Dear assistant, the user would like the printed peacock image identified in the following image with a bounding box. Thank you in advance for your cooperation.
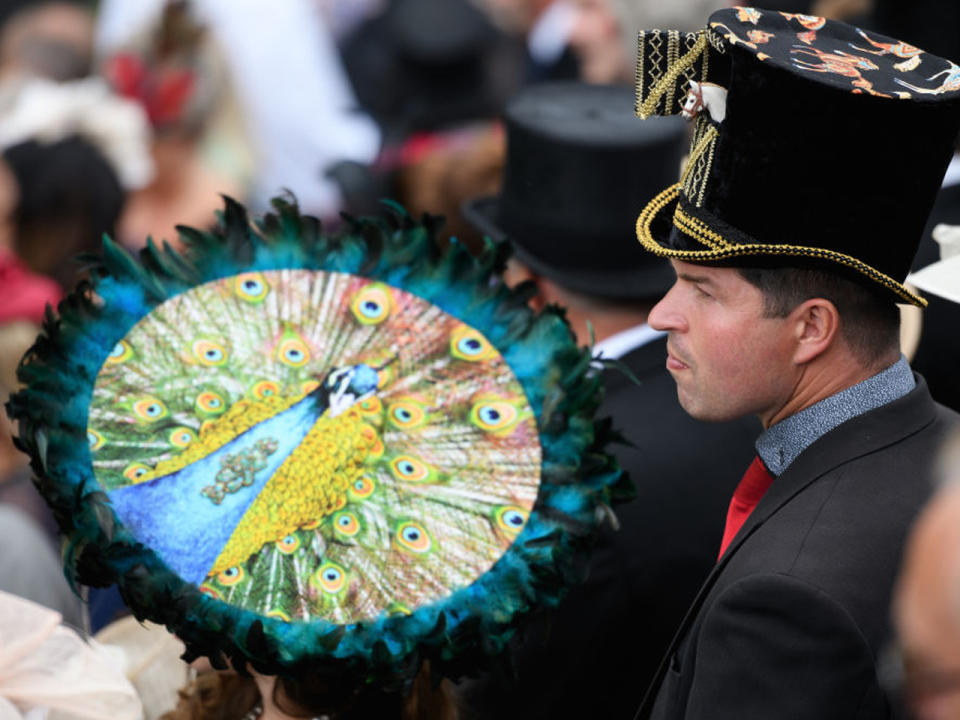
[7,197,628,680]
[92,269,541,623]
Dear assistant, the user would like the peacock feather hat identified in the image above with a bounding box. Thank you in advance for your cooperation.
[634,7,960,307]
[6,197,628,686]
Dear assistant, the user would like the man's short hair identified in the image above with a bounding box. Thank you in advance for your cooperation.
[737,266,900,366]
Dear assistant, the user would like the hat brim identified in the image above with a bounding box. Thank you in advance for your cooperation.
[636,183,928,308]
[463,195,676,302]
[907,255,960,305]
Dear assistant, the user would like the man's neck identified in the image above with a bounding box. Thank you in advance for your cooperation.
[756,355,915,476]
[762,350,902,429]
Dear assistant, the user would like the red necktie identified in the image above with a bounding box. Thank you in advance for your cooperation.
[718,455,774,560]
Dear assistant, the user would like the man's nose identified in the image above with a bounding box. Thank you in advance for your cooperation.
[648,284,682,332]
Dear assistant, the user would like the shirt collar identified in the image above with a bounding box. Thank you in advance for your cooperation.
[592,323,666,361]
[756,356,915,476]
[942,153,960,188]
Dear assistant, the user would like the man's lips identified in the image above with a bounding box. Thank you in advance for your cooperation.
[666,345,690,370]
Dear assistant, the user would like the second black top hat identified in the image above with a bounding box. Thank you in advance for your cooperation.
[464,82,687,301]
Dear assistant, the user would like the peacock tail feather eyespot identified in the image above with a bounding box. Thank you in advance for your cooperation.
[198,584,221,600]
[217,566,245,586]
[192,339,229,367]
[388,454,434,483]
[314,561,347,594]
[123,462,152,483]
[395,520,432,554]
[251,380,280,400]
[195,391,227,417]
[468,395,522,436]
[276,534,301,554]
[357,396,383,417]
[275,327,311,368]
[450,324,497,362]
[168,427,197,449]
[234,272,269,303]
[494,506,530,535]
[332,511,360,537]
[386,397,429,430]
[87,429,105,451]
[300,380,320,395]
[132,396,169,422]
[348,474,376,500]
[106,340,134,364]
[350,283,395,325]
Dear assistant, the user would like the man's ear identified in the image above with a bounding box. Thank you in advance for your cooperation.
[790,297,840,365]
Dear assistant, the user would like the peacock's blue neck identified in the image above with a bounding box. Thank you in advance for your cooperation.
[107,362,380,584]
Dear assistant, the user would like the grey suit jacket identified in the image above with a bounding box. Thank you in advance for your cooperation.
[639,375,958,720]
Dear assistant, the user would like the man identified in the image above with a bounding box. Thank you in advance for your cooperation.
[895,432,960,720]
[630,8,960,719]
[459,82,759,719]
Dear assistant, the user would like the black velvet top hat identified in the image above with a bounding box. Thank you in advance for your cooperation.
[634,7,960,306]
[464,82,686,301]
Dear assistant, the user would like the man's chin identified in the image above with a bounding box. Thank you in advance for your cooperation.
[676,386,731,423]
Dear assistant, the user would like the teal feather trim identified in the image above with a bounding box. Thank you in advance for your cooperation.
[6,196,630,686]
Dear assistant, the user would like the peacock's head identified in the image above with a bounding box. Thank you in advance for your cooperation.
[323,363,380,418]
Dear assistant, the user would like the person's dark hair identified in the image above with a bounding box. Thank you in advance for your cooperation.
[274,662,457,720]
[4,135,124,290]
[736,266,900,366]
[161,662,457,720]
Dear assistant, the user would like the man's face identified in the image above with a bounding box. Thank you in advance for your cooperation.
[647,260,797,424]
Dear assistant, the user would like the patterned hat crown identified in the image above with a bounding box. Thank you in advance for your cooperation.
[635,7,960,306]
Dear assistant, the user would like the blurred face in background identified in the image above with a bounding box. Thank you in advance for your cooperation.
[568,0,630,84]
[0,2,94,81]
[475,0,554,33]
[895,483,960,720]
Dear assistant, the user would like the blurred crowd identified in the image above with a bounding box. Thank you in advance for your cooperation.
[0,1,959,719]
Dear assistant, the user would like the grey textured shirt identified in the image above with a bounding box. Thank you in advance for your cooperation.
[756,356,916,476]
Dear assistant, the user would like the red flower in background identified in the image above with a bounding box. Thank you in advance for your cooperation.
[104,52,195,129]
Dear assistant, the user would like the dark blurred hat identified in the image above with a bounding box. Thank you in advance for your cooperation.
[463,82,687,301]
[634,7,960,307]
[341,0,512,142]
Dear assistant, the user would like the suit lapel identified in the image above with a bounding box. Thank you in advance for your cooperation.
[724,375,936,562]
[635,377,937,719]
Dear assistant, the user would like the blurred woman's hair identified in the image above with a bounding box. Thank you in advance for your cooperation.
[160,672,259,720]
[160,662,458,720]
[5,135,124,290]
[103,1,233,141]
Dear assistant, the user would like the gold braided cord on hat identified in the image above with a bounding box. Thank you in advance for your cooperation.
[635,31,709,119]
[635,183,928,307]
[679,122,719,213]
